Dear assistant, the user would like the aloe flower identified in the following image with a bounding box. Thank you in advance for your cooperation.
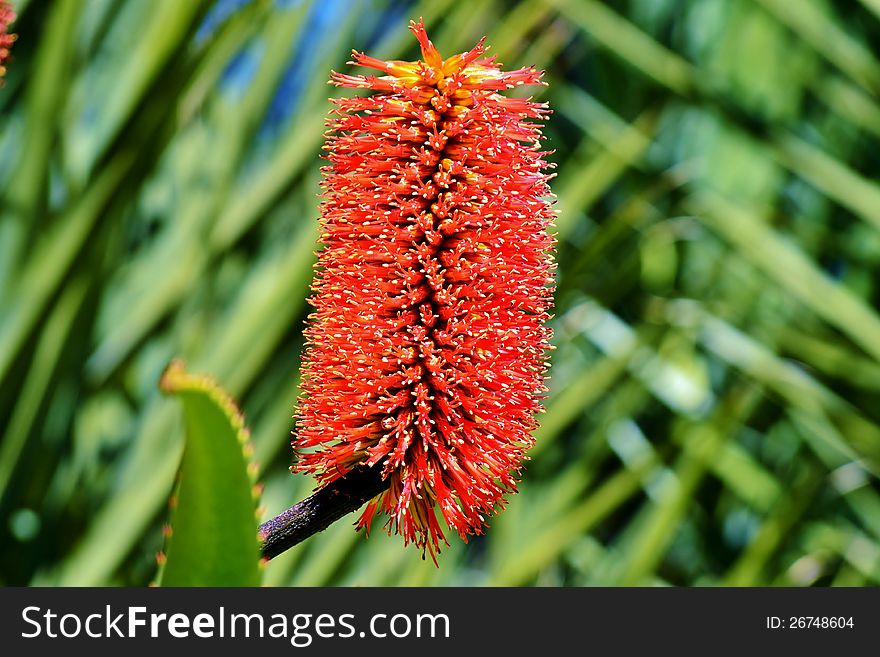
[0,1,15,84]
[294,19,555,560]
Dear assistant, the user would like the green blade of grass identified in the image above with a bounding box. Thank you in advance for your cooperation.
[158,361,262,586]
[687,191,880,365]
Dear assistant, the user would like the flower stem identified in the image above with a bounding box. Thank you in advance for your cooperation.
[258,465,389,560]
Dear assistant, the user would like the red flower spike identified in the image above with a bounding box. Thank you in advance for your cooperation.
[294,18,555,562]
[0,1,16,85]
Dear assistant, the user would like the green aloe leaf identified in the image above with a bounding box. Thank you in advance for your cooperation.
[157,360,262,586]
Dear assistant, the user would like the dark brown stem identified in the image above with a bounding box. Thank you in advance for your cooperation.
[258,465,389,560]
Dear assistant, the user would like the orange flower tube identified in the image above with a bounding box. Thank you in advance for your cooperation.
[0,1,16,85]
[294,19,555,561]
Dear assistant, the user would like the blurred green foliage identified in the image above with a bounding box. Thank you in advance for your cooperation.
[2,0,880,587]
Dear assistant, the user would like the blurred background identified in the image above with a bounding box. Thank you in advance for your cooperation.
[2,0,880,586]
